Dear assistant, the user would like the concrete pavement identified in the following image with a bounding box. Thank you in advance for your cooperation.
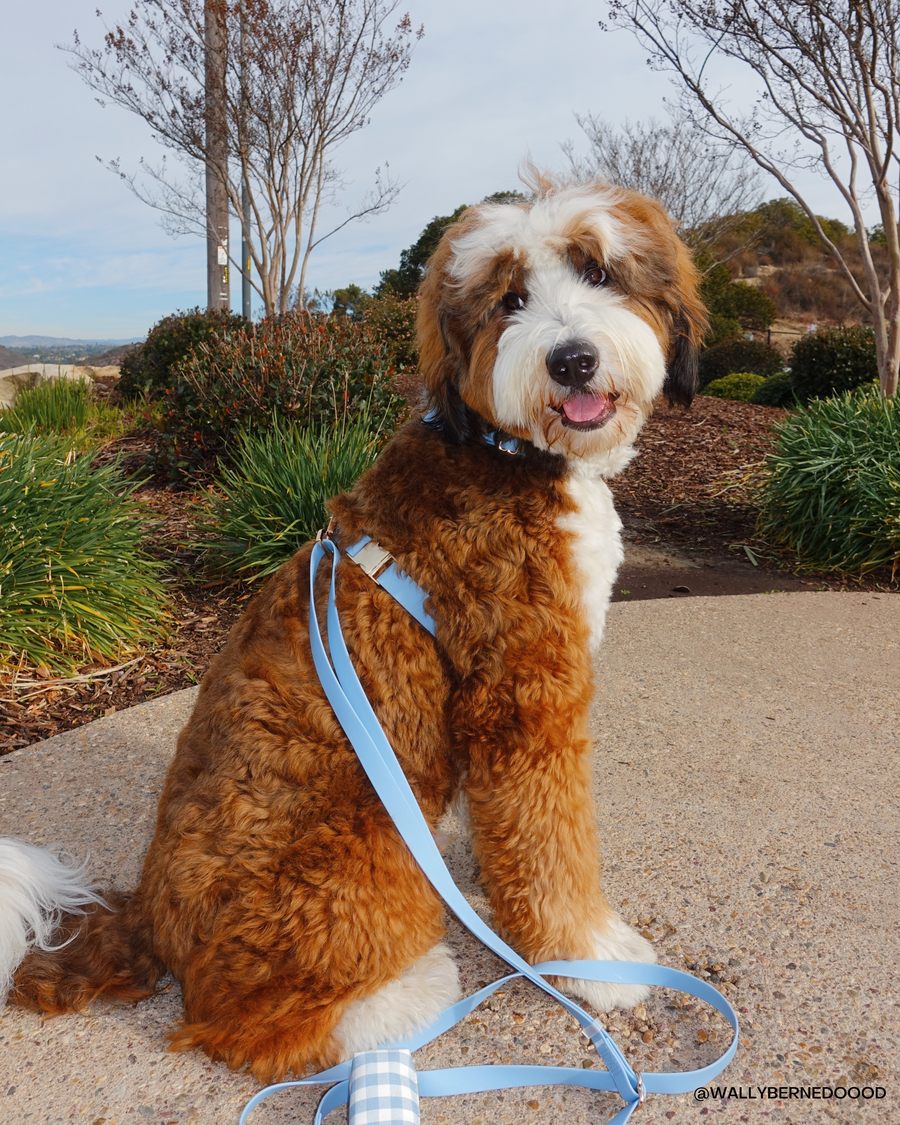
[1,592,898,1125]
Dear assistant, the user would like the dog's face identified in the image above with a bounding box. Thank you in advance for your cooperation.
[418,179,707,468]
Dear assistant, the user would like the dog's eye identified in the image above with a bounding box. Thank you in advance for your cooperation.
[583,264,608,287]
[501,291,527,313]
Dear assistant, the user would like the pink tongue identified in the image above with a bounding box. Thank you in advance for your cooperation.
[562,394,611,423]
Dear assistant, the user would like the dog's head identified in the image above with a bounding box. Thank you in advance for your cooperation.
[417,175,707,471]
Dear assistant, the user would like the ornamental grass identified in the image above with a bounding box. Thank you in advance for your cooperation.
[204,415,381,581]
[757,386,900,576]
[0,433,168,672]
[0,377,124,444]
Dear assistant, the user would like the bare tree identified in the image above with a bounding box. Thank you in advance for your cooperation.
[562,107,763,258]
[606,0,900,397]
[66,0,422,316]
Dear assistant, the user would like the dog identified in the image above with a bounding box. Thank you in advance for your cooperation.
[2,173,705,1084]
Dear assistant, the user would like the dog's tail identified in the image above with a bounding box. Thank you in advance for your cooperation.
[1,837,162,1013]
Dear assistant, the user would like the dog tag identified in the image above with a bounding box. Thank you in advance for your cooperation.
[348,1050,420,1124]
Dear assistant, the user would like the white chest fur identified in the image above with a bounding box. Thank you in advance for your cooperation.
[556,468,624,652]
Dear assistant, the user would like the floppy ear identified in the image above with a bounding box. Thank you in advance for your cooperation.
[664,307,705,407]
[416,224,479,443]
[663,248,708,407]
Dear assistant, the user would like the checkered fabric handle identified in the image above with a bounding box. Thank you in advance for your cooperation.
[348,1049,420,1125]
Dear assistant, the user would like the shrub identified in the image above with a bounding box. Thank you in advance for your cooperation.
[704,313,743,347]
[758,387,900,574]
[0,378,123,442]
[789,324,878,402]
[363,293,418,369]
[699,262,778,345]
[697,339,785,387]
[118,307,246,401]
[0,433,168,672]
[204,416,381,580]
[750,371,795,407]
[703,372,767,401]
[157,313,407,477]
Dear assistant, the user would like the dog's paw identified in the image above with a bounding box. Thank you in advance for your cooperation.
[557,913,657,1013]
[332,943,461,1058]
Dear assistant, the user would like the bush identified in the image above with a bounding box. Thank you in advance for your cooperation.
[204,416,381,580]
[0,378,123,443]
[750,371,795,407]
[703,372,767,401]
[789,324,878,403]
[0,433,168,672]
[758,386,900,574]
[363,293,418,370]
[157,313,407,477]
[698,339,785,387]
[699,262,778,345]
[704,313,743,347]
[118,307,246,401]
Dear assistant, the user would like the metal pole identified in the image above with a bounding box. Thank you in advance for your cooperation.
[242,179,252,320]
[240,2,251,320]
[205,0,230,311]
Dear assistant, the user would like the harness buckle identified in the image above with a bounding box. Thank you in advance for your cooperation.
[349,539,394,580]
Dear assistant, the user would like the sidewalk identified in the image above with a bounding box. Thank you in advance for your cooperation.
[1,592,898,1124]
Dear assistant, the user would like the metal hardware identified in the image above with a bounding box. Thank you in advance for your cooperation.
[316,517,336,543]
[349,540,394,580]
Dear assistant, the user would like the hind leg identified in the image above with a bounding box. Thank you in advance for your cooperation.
[156,820,458,1082]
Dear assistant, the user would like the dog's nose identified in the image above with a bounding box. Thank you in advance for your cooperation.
[546,340,599,388]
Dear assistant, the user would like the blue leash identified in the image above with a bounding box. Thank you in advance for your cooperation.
[238,537,739,1123]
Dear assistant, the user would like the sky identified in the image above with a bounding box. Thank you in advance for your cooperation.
[0,0,859,342]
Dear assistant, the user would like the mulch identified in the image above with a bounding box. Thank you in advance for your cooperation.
[1,395,896,754]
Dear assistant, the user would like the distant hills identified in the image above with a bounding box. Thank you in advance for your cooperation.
[0,335,141,348]
[0,344,30,369]
[0,335,144,368]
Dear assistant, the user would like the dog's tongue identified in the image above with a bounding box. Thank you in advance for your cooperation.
[562,394,613,424]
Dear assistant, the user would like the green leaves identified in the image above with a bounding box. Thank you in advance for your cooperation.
[203,416,381,580]
[789,324,878,402]
[0,433,168,672]
[703,372,767,402]
[155,313,406,478]
[758,387,900,574]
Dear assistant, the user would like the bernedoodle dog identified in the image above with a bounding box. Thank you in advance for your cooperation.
[1,174,705,1083]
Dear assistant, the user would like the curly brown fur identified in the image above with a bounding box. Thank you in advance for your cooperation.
[8,178,704,1082]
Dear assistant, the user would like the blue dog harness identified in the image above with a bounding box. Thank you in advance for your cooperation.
[238,534,738,1124]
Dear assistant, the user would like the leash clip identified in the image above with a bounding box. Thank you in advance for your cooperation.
[316,517,337,544]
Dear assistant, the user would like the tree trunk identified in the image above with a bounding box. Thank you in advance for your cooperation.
[205,1,230,312]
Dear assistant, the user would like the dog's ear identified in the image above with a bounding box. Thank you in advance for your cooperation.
[416,222,479,443]
[663,250,708,408]
[664,306,705,407]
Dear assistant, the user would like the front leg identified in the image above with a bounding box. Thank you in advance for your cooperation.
[460,690,655,1012]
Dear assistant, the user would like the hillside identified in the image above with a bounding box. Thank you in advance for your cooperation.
[0,344,30,369]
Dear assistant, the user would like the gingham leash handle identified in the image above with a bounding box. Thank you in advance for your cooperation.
[237,539,738,1124]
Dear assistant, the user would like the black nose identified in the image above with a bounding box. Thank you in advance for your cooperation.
[546,340,599,388]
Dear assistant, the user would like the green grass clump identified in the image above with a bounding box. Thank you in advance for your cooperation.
[0,433,168,672]
[703,372,767,402]
[205,417,381,580]
[758,386,900,574]
[0,378,124,444]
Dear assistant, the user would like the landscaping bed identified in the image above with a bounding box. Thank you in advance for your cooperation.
[2,393,897,755]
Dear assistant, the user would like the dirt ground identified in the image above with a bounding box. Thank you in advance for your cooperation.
[1,394,895,753]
